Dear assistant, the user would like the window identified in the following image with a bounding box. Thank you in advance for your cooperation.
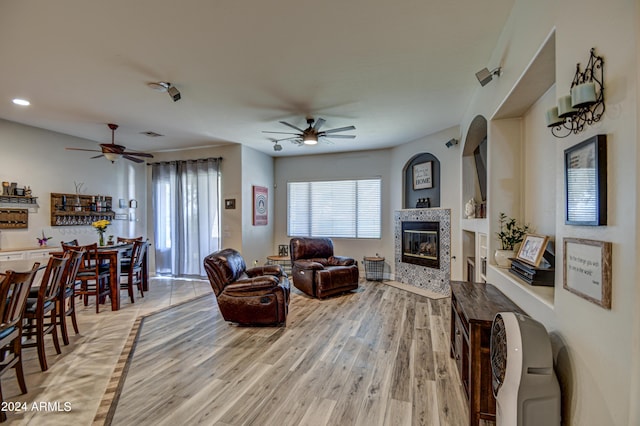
[288,178,381,238]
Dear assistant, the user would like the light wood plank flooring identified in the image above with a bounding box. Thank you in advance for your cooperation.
[110,281,469,426]
[1,277,212,425]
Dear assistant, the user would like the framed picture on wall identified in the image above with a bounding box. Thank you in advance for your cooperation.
[253,186,268,226]
[413,161,433,189]
[564,134,607,225]
[563,237,612,309]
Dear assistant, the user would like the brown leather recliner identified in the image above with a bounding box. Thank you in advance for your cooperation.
[290,237,359,299]
[203,248,290,325]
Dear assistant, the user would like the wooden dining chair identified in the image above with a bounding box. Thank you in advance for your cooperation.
[23,255,68,371]
[63,242,110,313]
[0,264,40,422]
[116,236,143,244]
[120,240,148,303]
[58,248,84,345]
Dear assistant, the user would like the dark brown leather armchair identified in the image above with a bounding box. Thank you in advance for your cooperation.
[203,248,290,325]
[290,237,359,298]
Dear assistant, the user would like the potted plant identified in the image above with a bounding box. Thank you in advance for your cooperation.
[495,212,530,268]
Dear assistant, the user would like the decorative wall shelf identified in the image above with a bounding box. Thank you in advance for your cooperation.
[0,195,39,210]
[0,208,28,229]
[50,193,114,227]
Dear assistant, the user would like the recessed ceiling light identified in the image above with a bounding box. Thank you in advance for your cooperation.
[12,98,30,106]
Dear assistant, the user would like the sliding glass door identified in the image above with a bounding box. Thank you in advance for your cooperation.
[152,158,221,277]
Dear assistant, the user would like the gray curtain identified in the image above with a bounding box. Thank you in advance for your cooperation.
[151,158,220,277]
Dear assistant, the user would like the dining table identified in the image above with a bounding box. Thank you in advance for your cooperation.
[50,243,147,311]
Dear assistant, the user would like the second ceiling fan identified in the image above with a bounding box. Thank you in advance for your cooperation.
[263,117,356,148]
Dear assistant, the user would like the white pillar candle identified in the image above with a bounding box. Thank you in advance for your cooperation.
[571,82,597,108]
[558,95,578,117]
[546,106,563,127]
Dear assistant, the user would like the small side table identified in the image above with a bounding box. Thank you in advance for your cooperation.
[266,255,291,275]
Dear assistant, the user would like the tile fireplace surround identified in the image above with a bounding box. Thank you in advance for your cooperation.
[394,208,451,296]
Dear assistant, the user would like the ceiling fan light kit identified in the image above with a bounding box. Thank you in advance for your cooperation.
[303,134,318,145]
[263,117,355,151]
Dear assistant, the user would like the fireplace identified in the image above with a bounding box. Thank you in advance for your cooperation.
[401,221,440,269]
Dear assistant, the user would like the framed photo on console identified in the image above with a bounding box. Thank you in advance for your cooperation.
[515,234,549,267]
[564,134,607,225]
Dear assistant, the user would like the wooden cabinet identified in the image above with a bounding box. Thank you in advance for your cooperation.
[50,193,114,226]
[450,281,524,425]
[0,247,57,261]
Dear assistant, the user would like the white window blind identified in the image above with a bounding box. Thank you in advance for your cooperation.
[288,178,381,239]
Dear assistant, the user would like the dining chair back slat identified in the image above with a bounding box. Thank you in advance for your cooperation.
[23,255,68,371]
[58,248,85,344]
[0,263,40,422]
[121,240,148,303]
[62,242,110,313]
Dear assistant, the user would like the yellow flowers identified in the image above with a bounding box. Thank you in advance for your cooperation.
[92,219,110,231]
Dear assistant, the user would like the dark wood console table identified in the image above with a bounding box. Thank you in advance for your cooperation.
[450,280,524,425]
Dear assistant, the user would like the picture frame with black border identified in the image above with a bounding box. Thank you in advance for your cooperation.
[564,134,607,225]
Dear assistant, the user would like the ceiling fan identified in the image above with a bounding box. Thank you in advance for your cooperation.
[263,117,356,148]
[65,123,154,163]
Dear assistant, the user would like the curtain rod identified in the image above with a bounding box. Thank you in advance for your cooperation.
[147,156,223,166]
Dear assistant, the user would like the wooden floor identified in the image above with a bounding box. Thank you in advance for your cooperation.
[110,281,470,426]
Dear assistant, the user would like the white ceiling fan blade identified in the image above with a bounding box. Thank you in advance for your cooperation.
[322,134,356,139]
[279,121,305,132]
[313,118,326,131]
[323,125,356,134]
[263,131,300,135]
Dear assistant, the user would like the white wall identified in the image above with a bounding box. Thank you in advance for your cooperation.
[274,149,392,274]
[0,119,146,250]
[240,144,275,266]
[461,0,639,424]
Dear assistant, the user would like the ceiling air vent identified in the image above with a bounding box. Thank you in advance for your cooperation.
[140,131,163,137]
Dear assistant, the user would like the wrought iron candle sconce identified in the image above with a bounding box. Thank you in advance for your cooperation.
[546,48,605,138]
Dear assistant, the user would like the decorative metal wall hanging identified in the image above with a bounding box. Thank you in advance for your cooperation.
[546,48,605,138]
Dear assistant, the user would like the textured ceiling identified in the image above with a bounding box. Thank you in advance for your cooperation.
[0,0,514,157]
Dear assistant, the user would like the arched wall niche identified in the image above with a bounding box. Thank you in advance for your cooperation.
[402,153,441,209]
[462,115,488,208]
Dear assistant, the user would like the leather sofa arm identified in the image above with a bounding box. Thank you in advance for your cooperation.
[293,259,325,270]
[224,275,280,294]
[247,264,284,277]
[329,256,356,266]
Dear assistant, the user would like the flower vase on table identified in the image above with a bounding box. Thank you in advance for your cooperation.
[92,219,110,247]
